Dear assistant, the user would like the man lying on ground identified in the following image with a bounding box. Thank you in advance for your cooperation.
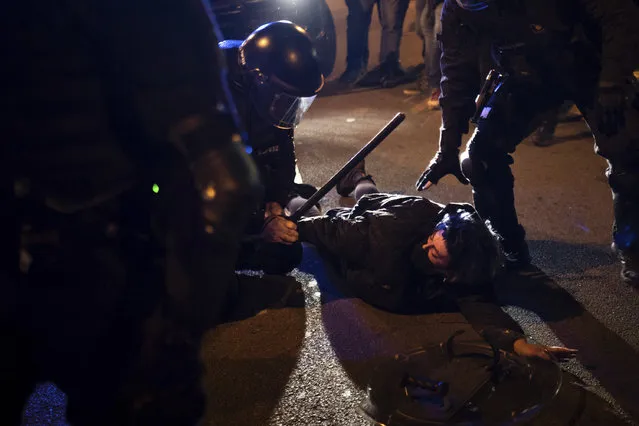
[297,162,577,360]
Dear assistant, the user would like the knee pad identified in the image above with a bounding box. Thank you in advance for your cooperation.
[287,196,321,218]
[460,152,488,185]
[460,154,475,182]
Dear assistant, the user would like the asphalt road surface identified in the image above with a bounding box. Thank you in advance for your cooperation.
[22,1,639,425]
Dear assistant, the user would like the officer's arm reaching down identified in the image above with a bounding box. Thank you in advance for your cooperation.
[416,0,481,191]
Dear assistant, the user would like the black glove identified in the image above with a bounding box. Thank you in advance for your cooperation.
[191,143,262,240]
[596,84,627,137]
[416,150,468,190]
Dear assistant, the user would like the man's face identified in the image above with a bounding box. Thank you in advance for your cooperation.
[422,230,450,270]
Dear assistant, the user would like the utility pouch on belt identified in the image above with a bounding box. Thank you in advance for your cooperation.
[472,70,507,124]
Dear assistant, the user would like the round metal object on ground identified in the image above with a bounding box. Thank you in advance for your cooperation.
[360,333,562,425]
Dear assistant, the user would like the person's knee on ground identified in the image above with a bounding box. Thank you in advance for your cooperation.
[287,196,321,218]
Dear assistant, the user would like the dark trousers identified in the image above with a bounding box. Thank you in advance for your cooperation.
[345,0,410,70]
[415,0,444,87]
[461,67,639,256]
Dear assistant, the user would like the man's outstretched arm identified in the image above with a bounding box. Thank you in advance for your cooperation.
[453,287,577,360]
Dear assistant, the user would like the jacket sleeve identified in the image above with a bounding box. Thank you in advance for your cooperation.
[449,284,525,352]
[266,129,297,207]
[439,0,483,140]
[297,214,369,262]
[577,0,639,84]
[344,269,406,312]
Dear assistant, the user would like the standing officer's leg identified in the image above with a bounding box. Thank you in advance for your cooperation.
[576,79,639,286]
[379,0,411,66]
[461,78,563,266]
[341,0,377,82]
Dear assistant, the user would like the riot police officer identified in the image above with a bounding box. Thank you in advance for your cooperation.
[219,20,325,274]
[2,0,260,424]
[415,0,639,286]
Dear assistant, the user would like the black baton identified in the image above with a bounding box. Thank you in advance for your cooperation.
[289,112,406,222]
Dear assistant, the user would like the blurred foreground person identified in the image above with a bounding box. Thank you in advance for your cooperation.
[416,0,639,286]
[2,0,260,424]
[219,21,324,275]
[300,167,577,359]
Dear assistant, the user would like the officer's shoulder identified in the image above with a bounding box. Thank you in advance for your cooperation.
[218,40,243,76]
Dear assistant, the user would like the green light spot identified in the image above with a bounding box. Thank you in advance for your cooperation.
[152,183,160,194]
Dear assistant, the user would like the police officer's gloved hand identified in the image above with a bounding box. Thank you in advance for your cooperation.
[596,83,627,137]
[191,143,263,240]
[416,129,469,191]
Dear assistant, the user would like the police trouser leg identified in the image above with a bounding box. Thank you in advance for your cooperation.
[461,76,562,257]
[462,134,526,253]
[577,82,639,262]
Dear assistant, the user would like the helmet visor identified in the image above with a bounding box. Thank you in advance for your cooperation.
[249,75,317,129]
[270,92,316,129]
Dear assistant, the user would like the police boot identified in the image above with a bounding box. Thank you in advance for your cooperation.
[621,254,639,287]
[503,240,531,269]
[531,121,557,147]
[501,226,531,270]
[336,160,375,197]
[338,66,367,85]
[613,243,639,288]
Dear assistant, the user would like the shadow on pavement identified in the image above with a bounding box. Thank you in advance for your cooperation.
[224,274,306,322]
[528,240,617,275]
[21,274,307,426]
[198,274,307,426]
[302,248,632,425]
[299,249,478,388]
[495,262,639,421]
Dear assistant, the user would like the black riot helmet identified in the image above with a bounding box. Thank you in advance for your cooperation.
[239,20,324,129]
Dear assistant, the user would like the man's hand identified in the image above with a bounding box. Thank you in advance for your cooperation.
[261,216,299,244]
[596,84,627,137]
[513,338,578,361]
[264,201,284,218]
[416,150,468,191]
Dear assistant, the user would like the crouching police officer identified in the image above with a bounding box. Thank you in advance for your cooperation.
[2,0,260,424]
[219,21,325,275]
[416,0,639,286]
